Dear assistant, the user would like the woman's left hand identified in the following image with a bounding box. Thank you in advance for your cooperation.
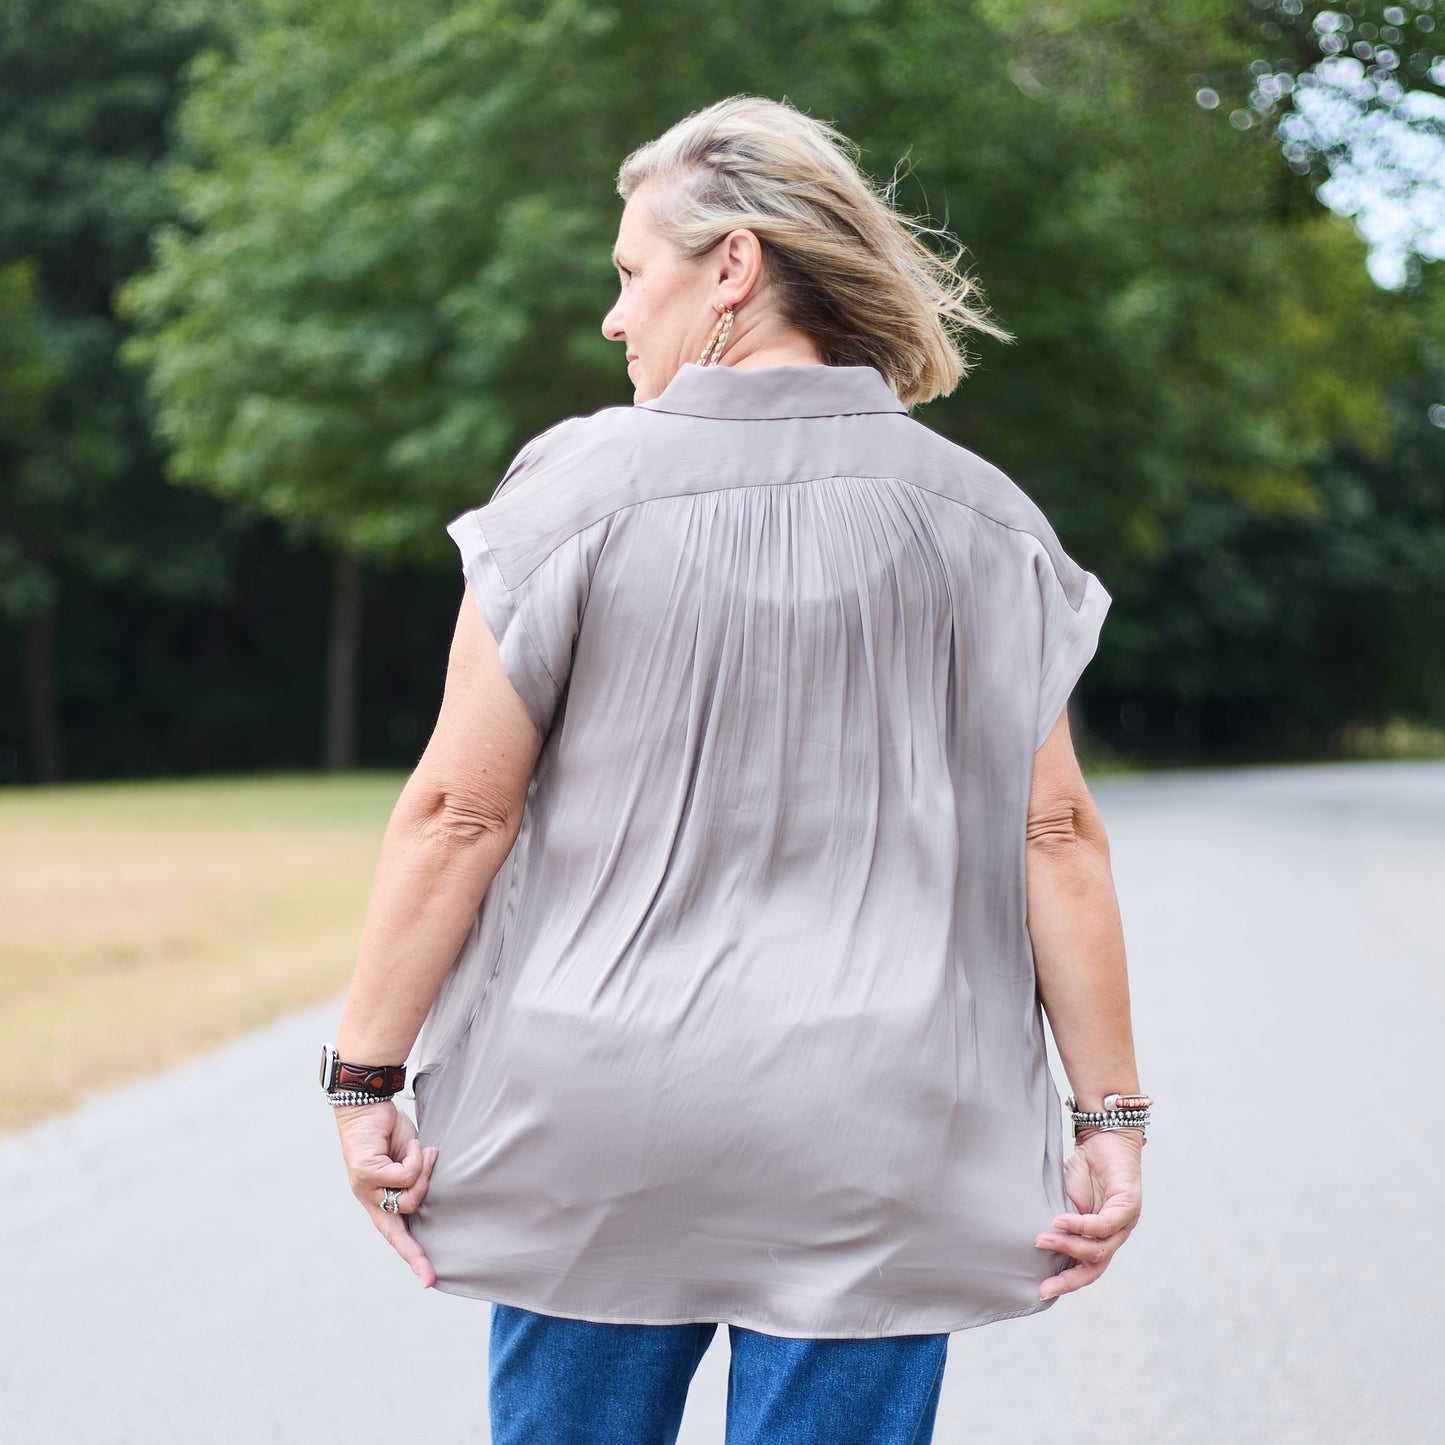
[1034,1128,1143,1300]
[333,1100,440,1287]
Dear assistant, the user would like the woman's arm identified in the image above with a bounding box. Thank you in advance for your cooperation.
[336,589,541,1062]
[331,587,542,1285]
[1025,706,1143,1300]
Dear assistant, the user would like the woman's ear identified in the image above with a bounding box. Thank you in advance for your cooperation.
[717,227,765,308]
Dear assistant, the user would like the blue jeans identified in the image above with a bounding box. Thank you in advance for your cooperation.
[488,1304,948,1445]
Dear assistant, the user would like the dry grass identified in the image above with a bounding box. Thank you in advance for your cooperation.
[0,772,404,1136]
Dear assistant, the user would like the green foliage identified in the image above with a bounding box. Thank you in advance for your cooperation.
[10,0,1441,772]
[123,0,1412,579]
[0,256,67,618]
[120,0,627,562]
[0,242,129,621]
[0,0,235,619]
[946,2,1405,548]
[0,260,60,433]
[1248,2,1445,288]
[1108,259,1445,731]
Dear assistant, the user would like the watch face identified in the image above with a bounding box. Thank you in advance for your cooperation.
[319,1044,336,1090]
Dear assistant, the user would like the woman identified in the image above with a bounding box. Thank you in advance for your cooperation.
[326,96,1146,1444]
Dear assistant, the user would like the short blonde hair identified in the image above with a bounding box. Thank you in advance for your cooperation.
[617,96,1011,407]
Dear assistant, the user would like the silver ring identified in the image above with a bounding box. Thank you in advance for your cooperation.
[381,1187,402,1215]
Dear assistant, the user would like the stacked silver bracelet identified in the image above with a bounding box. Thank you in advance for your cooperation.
[323,1089,397,1108]
[1066,1092,1153,1141]
[1071,1107,1150,1129]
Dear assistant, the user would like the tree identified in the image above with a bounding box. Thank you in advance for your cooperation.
[0,258,70,779]
[0,0,228,781]
[962,1,1444,751]
[119,0,627,766]
[1251,1,1445,289]
[120,0,1437,760]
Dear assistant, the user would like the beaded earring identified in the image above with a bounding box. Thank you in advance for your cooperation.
[697,304,735,367]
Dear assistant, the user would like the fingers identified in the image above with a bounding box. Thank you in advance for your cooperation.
[1035,1224,1123,1300]
[1038,1253,1108,1300]
[1037,1225,1118,1267]
[1035,1133,1144,1301]
[369,1204,437,1288]
[346,1134,428,1203]
[334,1114,442,1288]
[364,1145,440,1288]
[335,1103,420,1190]
[1051,1201,1138,1239]
[375,1145,439,1216]
[1035,1196,1139,1300]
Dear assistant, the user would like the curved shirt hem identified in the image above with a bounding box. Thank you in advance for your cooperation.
[417,364,1105,1342]
[421,1277,1058,1340]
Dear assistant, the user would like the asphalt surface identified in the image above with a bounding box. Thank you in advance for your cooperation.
[3,761,1442,1443]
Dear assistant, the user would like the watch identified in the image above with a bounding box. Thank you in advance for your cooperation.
[319,1043,407,1099]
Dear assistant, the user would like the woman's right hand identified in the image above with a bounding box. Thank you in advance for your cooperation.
[1034,1128,1143,1300]
[333,1100,440,1287]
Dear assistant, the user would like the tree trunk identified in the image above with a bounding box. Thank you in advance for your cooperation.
[322,551,362,771]
[22,606,64,783]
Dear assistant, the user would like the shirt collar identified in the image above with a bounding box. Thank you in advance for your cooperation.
[639,363,908,421]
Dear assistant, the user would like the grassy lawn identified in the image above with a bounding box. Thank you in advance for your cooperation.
[0,773,404,1136]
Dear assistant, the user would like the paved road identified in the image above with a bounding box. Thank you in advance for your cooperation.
[3,762,1442,1443]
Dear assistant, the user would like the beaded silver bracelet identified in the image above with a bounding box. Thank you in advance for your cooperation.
[1066,1093,1153,1141]
[1072,1110,1150,1130]
[324,1089,398,1108]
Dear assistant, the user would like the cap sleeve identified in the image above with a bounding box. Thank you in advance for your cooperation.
[447,424,605,735]
[1033,545,1111,751]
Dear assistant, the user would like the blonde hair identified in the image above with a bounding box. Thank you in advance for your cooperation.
[616,96,1011,407]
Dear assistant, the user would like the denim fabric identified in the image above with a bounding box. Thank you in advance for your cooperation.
[488,1304,948,1445]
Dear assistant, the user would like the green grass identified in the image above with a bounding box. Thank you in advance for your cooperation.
[0,770,406,827]
[0,773,404,1136]
[1337,719,1445,761]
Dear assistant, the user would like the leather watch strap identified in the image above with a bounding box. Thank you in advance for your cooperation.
[320,1044,406,1098]
[333,1060,406,1096]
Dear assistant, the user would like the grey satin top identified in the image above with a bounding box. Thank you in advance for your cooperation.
[409,362,1110,1338]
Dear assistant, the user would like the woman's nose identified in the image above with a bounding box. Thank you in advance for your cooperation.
[601,302,624,341]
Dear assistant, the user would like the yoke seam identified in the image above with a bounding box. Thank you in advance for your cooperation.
[502,469,1080,607]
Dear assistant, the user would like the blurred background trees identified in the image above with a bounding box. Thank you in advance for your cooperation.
[3,0,1442,780]
[0,0,265,781]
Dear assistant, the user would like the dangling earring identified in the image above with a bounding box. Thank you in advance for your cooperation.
[697,304,735,367]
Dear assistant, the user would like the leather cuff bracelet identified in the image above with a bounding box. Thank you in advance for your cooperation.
[319,1044,406,1099]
